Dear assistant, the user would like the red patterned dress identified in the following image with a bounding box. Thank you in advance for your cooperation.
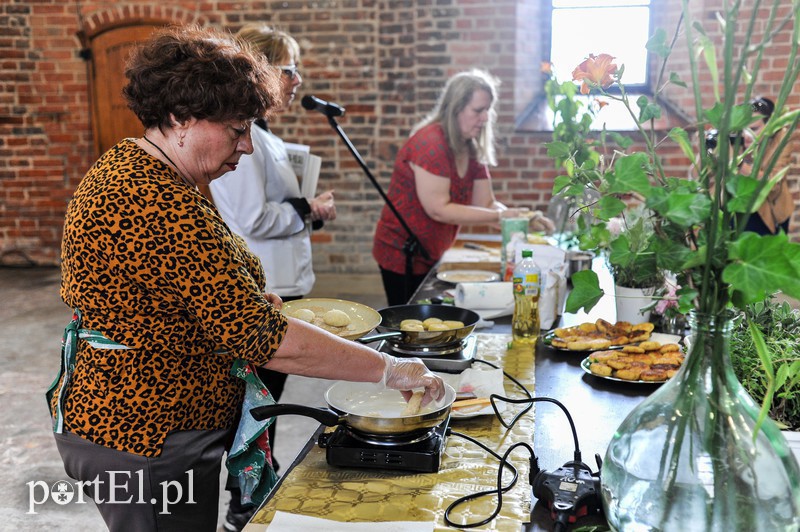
[372,123,489,276]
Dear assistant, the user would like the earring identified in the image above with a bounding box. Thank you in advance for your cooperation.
[178,135,185,148]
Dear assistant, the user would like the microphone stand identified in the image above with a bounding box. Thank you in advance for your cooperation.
[324,114,429,303]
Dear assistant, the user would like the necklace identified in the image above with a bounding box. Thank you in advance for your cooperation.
[142,135,191,185]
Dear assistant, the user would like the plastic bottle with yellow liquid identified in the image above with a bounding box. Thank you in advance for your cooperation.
[512,249,542,345]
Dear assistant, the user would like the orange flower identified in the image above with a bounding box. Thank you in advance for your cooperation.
[540,61,553,75]
[572,53,618,95]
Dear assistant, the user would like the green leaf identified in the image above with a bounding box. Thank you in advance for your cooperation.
[668,127,694,161]
[636,95,662,123]
[607,131,634,150]
[609,234,635,268]
[564,270,604,314]
[725,232,800,305]
[697,35,719,100]
[655,239,695,272]
[545,141,572,159]
[595,195,627,220]
[646,28,671,57]
[725,175,760,213]
[730,103,754,131]
[607,153,652,195]
[748,319,775,437]
[668,71,687,88]
[553,175,572,195]
[705,102,725,128]
[663,192,712,226]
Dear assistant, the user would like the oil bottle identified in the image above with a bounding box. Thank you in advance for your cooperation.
[512,249,542,345]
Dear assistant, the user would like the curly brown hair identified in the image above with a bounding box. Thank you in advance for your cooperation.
[123,24,281,130]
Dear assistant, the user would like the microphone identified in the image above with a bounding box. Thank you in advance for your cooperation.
[301,95,345,118]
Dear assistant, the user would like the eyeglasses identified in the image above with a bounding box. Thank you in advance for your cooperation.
[276,64,300,79]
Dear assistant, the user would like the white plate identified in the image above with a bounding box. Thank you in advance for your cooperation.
[436,270,500,284]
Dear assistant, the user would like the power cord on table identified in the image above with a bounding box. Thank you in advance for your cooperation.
[444,360,603,530]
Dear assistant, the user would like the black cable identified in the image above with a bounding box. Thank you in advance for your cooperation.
[472,358,583,463]
[444,430,534,529]
[442,365,594,529]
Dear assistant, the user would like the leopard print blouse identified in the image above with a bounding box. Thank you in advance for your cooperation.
[52,139,288,457]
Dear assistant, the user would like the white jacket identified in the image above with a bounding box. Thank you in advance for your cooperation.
[210,125,314,297]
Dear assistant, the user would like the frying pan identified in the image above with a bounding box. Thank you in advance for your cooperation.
[250,381,456,436]
[357,304,480,349]
[281,298,382,341]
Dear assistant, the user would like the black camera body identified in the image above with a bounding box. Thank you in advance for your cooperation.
[532,460,603,525]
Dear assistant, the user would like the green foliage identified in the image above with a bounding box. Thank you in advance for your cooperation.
[556,2,800,319]
[730,298,800,430]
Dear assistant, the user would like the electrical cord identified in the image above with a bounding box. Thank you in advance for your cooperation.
[443,361,601,529]
[443,430,533,528]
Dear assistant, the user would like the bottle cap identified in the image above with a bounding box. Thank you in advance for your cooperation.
[522,250,532,258]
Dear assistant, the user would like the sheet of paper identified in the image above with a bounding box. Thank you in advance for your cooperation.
[258,511,435,531]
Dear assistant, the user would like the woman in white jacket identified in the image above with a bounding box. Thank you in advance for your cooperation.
[209,24,336,532]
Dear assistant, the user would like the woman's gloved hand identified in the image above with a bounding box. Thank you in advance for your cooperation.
[380,353,446,406]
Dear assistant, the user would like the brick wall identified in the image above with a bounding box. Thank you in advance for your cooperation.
[1,0,798,272]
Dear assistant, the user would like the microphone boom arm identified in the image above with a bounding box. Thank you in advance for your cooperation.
[324,114,430,299]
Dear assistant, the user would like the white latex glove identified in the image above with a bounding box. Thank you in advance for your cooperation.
[379,353,446,406]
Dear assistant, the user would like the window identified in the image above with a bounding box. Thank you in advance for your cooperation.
[549,0,653,91]
[518,0,656,131]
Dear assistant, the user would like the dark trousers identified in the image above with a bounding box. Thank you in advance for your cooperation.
[744,213,790,235]
[54,429,229,532]
[379,267,428,306]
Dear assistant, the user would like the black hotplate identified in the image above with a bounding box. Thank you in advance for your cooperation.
[317,416,450,473]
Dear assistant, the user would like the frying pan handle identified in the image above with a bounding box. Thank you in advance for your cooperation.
[250,404,342,426]
[355,331,403,344]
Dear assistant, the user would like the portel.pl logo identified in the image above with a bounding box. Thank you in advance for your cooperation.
[27,470,195,515]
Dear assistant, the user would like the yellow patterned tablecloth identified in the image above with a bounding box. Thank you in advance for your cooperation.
[247,334,536,531]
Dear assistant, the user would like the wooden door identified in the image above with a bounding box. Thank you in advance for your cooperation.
[86,24,164,157]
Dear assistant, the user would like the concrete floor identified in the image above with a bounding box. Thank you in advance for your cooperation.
[0,266,387,531]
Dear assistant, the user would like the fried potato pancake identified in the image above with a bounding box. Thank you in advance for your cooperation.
[587,347,685,382]
[551,319,654,350]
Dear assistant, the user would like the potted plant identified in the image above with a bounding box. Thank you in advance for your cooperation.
[602,205,664,323]
[549,2,800,529]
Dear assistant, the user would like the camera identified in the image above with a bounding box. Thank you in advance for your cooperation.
[705,129,743,151]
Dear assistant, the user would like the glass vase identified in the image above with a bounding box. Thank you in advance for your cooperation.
[601,310,800,531]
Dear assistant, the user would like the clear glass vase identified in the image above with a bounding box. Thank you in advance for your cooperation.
[601,310,800,531]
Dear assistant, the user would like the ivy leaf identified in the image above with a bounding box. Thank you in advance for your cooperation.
[663,192,712,226]
[646,28,671,57]
[553,175,572,195]
[669,71,687,88]
[730,103,754,131]
[565,269,604,314]
[608,234,635,268]
[725,174,760,213]
[545,141,572,159]
[607,131,634,149]
[725,232,800,305]
[705,102,725,128]
[607,153,652,195]
[595,195,627,220]
[636,95,662,123]
[654,238,695,272]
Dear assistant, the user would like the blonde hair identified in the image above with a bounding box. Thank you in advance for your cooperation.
[235,23,300,65]
[412,69,499,165]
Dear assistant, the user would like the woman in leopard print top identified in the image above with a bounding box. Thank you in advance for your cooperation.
[50,25,444,532]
